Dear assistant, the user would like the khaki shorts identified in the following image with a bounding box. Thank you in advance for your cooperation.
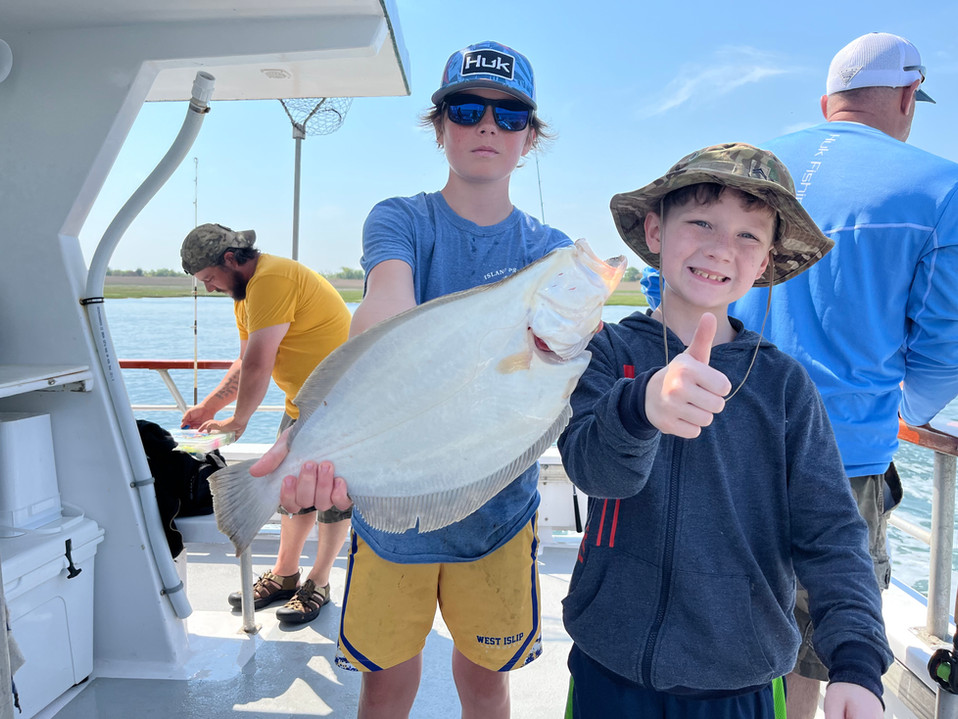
[277,413,351,523]
[335,515,542,673]
[793,464,902,680]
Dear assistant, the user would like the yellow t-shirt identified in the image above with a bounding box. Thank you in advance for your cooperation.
[234,254,350,417]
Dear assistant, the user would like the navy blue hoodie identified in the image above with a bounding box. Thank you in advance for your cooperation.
[558,311,891,699]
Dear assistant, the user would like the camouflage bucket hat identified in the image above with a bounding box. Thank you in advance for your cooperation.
[180,223,256,274]
[609,143,834,286]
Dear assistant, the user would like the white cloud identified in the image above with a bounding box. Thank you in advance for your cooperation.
[638,46,791,118]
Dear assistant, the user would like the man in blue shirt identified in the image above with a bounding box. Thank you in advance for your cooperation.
[741,33,958,717]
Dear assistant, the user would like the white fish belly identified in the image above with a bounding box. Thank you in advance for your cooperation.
[281,270,585,529]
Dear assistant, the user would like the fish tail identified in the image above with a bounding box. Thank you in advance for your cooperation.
[208,459,280,557]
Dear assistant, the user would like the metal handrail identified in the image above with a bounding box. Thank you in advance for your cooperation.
[118,359,284,414]
[894,417,958,641]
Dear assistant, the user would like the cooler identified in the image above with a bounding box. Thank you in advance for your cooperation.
[0,509,104,719]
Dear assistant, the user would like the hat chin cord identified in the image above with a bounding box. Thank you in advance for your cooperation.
[725,278,771,401]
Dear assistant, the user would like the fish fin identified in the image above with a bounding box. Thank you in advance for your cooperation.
[208,459,281,556]
[352,404,574,534]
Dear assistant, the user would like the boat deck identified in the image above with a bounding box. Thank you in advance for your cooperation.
[35,441,945,718]
[39,522,946,718]
[44,534,581,719]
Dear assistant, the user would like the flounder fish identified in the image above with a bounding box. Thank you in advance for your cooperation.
[210,239,626,555]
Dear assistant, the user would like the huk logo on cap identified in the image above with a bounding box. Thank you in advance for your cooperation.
[461,49,515,81]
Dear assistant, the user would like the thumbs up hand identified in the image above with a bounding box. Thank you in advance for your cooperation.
[645,313,732,439]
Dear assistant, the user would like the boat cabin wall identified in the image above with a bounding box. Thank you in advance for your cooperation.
[0,25,203,678]
[0,4,413,684]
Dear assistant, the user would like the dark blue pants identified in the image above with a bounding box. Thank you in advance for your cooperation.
[567,645,777,718]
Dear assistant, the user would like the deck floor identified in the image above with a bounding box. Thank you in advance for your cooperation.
[43,518,935,718]
[46,536,580,719]
[50,526,944,717]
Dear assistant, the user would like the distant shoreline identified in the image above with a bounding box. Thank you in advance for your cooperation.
[103,275,648,307]
[103,275,365,302]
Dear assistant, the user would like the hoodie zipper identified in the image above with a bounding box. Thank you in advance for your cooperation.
[641,436,684,687]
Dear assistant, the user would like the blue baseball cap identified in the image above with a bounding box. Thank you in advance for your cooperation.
[431,41,537,109]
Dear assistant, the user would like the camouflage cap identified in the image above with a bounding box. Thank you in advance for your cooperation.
[180,223,256,274]
[609,143,834,286]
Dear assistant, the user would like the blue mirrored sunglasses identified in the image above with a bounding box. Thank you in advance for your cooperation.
[444,93,532,132]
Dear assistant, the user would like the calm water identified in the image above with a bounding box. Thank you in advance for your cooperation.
[106,296,958,595]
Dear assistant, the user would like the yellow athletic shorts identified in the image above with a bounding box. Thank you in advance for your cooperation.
[335,515,542,673]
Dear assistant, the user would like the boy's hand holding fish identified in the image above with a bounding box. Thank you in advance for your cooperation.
[280,461,350,515]
[644,312,731,439]
[251,433,350,514]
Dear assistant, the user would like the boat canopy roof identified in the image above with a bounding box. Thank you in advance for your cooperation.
[0,0,410,101]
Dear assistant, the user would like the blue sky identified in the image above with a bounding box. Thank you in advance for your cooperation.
[77,0,958,276]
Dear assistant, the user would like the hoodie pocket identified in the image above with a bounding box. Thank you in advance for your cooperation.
[652,568,792,692]
[562,547,662,684]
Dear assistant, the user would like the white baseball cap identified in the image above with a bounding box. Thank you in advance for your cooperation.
[826,32,934,103]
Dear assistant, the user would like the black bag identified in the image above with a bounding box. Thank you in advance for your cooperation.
[136,419,226,556]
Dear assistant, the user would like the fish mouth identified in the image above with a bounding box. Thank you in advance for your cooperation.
[531,331,564,364]
[531,322,602,363]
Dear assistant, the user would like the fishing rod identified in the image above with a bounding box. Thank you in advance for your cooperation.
[192,156,199,406]
[535,152,546,223]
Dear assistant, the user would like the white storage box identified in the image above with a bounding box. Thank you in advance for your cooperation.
[0,509,104,719]
[0,412,62,536]
[536,448,588,542]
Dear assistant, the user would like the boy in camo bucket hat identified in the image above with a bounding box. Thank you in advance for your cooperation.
[557,143,889,717]
[610,142,833,286]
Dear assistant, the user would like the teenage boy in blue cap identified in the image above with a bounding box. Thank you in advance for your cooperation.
[251,41,571,718]
[559,144,892,718]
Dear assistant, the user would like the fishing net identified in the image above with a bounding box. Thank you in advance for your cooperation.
[279,97,353,138]
[277,97,354,260]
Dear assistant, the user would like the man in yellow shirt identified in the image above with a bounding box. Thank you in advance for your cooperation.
[180,223,351,624]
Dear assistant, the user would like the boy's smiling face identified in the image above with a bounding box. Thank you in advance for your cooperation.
[645,188,774,328]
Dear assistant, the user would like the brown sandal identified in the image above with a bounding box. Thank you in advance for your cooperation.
[275,579,330,624]
[227,569,300,610]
